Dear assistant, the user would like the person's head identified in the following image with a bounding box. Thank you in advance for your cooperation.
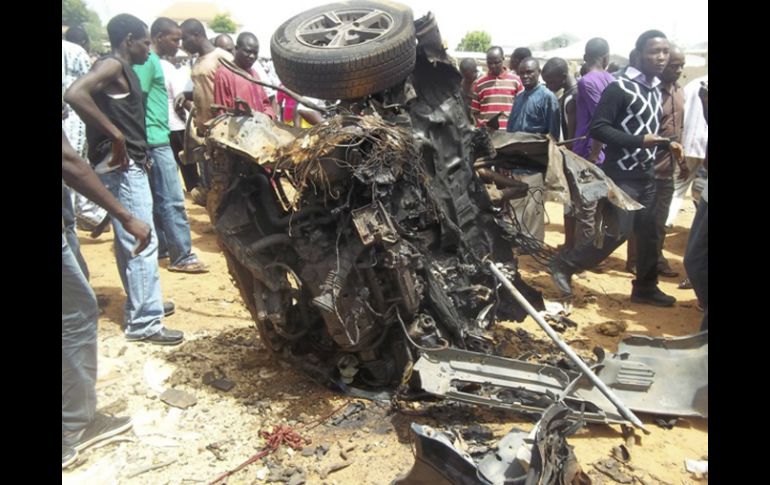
[660,44,685,84]
[510,47,532,73]
[541,57,569,92]
[459,58,478,82]
[635,29,669,77]
[627,49,640,69]
[234,32,259,70]
[151,17,181,58]
[486,46,505,77]
[65,25,90,52]
[579,62,589,76]
[107,14,151,65]
[584,37,609,68]
[606,61,621,73]
[214,33,235,54]
[180,19,208,55]
[518,57,540,90]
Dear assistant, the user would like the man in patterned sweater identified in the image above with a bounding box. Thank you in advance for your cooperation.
[471,46,523,130]
[548,30,684,307]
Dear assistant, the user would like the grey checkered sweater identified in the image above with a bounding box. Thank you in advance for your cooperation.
[589,75,662,180]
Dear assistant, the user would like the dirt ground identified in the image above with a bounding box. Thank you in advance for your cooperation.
[62,194,707,485]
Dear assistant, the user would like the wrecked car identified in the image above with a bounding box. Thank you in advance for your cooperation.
[200,1,642,394]
[202,1,546,390]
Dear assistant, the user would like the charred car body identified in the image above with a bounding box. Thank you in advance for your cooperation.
[202,1,548,390]
[200,1,649,396]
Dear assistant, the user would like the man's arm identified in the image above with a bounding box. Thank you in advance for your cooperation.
[564,97,577,143]
[64,58,130,168]
[212,67,231,116]
[589,83,668,149]
[62,130,151,254]
[547,94,561,140]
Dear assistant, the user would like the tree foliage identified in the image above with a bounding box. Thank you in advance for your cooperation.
[62,0,105,53]
[210,14,236,34]
[456,31,492,53]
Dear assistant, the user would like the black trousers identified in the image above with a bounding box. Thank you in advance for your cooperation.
[559,176,660,290]
[627,178,674,271]
[684,199,708,330]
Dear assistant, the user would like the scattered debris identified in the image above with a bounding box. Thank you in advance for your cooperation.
[203,371,236,392]
[320,461,353,479]
[593,458,633,483]
[597,321,628,337]
[330,402,365,426]
[655,417,680,430]
[685,459,708,475]
[159,389,197,409]
[611,444,631,463]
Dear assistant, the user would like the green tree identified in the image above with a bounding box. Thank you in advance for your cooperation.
[456,31,492,53]
[209,14,236,34]
[62,0,105,52]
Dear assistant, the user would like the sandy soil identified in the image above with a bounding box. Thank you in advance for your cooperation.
[62,195,707,485]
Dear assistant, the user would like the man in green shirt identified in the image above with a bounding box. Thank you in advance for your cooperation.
[133,18,208,273]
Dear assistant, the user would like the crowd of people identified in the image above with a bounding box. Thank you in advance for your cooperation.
[62,13,707,470]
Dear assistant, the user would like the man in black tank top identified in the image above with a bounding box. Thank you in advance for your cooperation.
[64,14,184,347]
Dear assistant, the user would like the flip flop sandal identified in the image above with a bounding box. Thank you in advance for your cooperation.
[168,260,209,274]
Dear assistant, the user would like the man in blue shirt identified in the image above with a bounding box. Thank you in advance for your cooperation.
[505,57,560,243]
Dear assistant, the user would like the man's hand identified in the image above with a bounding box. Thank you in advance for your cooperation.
[642,134,670,148]
[110,136,130,170]
[123,217,152,255]
[174,93,187,112]
[669,141,684,163]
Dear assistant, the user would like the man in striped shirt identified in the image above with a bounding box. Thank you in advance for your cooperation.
[471,46,523,130]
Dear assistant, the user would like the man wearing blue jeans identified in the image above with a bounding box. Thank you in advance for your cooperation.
[134,18,208,273]
[62,129,150,468]
[64,14,184,345]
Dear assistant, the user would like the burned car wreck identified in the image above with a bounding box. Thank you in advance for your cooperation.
[202,2,552,390]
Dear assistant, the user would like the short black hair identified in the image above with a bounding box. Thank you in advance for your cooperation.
[487,46,504,57]
[584,37,609,61]
[459,58,477,71]
[180,18,206,36]
[519,57,539,70]
[542,57,568,76]
[512,47,532,60]
[151,17,179,39]
[635,30,667,53]
[64,25,89,46]
[107,14,148,48]
[236,32,258,48]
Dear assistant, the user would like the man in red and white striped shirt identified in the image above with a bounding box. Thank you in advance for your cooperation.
[471,46,524,130]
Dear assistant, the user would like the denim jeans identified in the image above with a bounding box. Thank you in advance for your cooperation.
[98,162,164,339]
[148,144,197,267]
[62,234,97,435]
[62,182,88,279]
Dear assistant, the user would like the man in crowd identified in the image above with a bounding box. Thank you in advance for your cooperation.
[626,45,688,277]
[64,13,184,345]
[213,32,275,118]
[505,57,560,243]
[134,16,209,273]
[548,30,684,307]
[62,130,149,468]
[471,46,523,130]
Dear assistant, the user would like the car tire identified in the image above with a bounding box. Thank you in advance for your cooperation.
[270,0,416,100]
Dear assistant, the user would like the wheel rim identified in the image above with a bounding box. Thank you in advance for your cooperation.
[295,8,394,48]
